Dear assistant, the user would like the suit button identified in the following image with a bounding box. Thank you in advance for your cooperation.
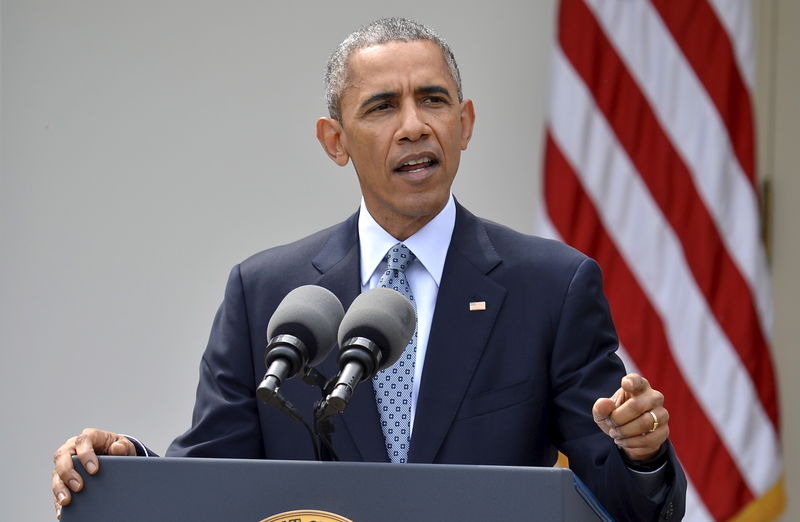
[663,502,674,520]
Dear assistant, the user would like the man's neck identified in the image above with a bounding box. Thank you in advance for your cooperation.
[357,194,456,290]
[364,205,447,241]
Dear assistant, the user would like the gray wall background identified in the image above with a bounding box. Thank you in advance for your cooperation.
[1,1,797,521]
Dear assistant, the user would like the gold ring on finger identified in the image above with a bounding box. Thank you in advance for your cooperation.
[648,410,659,433]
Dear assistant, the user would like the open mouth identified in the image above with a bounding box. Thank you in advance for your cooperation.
[395,156,438,174]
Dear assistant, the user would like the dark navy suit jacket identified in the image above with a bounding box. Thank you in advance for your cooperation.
[165,203,686,521]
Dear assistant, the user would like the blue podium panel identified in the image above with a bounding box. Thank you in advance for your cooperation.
[62,456,607,521]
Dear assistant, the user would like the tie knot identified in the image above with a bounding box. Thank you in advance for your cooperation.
[385,242,415,272]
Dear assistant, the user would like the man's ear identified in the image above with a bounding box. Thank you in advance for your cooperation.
[459,99,476,150]
[316,117,350,166]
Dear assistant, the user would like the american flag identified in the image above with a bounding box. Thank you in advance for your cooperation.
[539,0,784,519]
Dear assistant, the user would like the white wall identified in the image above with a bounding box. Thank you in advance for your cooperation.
[1,2,797,521]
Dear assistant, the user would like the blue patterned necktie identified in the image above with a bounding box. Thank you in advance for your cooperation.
[373,242,418,463]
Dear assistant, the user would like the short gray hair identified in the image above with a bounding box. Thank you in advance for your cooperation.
[324,17,463,122]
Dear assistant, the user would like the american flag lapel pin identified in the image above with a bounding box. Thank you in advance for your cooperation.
[469,301,486,311]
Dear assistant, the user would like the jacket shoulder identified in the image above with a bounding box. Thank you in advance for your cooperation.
[476,216,591,276]
[237,213,357,287]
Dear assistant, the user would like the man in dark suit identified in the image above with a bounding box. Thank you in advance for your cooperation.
[53,17,686,521]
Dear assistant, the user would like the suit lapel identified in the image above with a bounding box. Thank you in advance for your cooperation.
[306,205,507,464]
[409,204,506,463]
[311,212,389,462]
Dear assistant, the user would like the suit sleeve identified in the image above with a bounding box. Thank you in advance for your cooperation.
[165,264,266,458]
[549,258,687,522]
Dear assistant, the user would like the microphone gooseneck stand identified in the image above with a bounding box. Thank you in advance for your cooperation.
[257,365,342,462]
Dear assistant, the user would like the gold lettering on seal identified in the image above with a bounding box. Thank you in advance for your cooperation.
[260,509,354,522]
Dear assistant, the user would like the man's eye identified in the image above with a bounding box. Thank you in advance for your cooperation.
[370,103,392,112]
[424,96,446,104]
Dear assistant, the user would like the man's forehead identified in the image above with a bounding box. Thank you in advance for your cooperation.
[354,41,447,72]
[345,41,454,94]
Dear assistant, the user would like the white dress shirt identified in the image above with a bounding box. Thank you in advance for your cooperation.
[358,194,456,434]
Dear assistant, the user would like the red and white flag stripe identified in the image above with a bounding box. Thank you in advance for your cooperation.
[540,1,784,520]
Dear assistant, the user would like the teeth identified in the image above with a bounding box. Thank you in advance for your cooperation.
[403,157,432,166]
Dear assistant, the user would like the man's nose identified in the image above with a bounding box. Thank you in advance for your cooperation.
[397,103,430,142]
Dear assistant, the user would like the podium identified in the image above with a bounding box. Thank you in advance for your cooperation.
[62,456,612,521]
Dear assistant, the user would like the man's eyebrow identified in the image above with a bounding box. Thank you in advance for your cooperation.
[359,91,398,111]
[417,85,452,98]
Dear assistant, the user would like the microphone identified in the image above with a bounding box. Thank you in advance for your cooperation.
[323,287,416,415]
[256,285,344,404]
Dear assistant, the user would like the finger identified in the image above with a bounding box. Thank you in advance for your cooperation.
[611,406,669,440]
[592,397,617,435]
[53,437,84,494]
[108,437,136,456]
[615,424,670,461]
[611,387,628,408]
[593,397,616,421]
[610,388,664,427]
[74,429,108,476]
[52,470,71,510]
[621,373,650,396]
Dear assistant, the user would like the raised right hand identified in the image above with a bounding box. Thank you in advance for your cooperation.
[51,428,136,519]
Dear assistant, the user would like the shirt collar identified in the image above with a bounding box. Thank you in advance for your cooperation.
[358,194,456,287]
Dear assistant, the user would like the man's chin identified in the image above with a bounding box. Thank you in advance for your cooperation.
[396,194,450,220]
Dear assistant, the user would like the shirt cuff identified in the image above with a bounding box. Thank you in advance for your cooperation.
[620,443,669,472]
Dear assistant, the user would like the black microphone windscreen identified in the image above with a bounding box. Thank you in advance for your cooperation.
[337,288,416,368]
[266,285,345,366]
